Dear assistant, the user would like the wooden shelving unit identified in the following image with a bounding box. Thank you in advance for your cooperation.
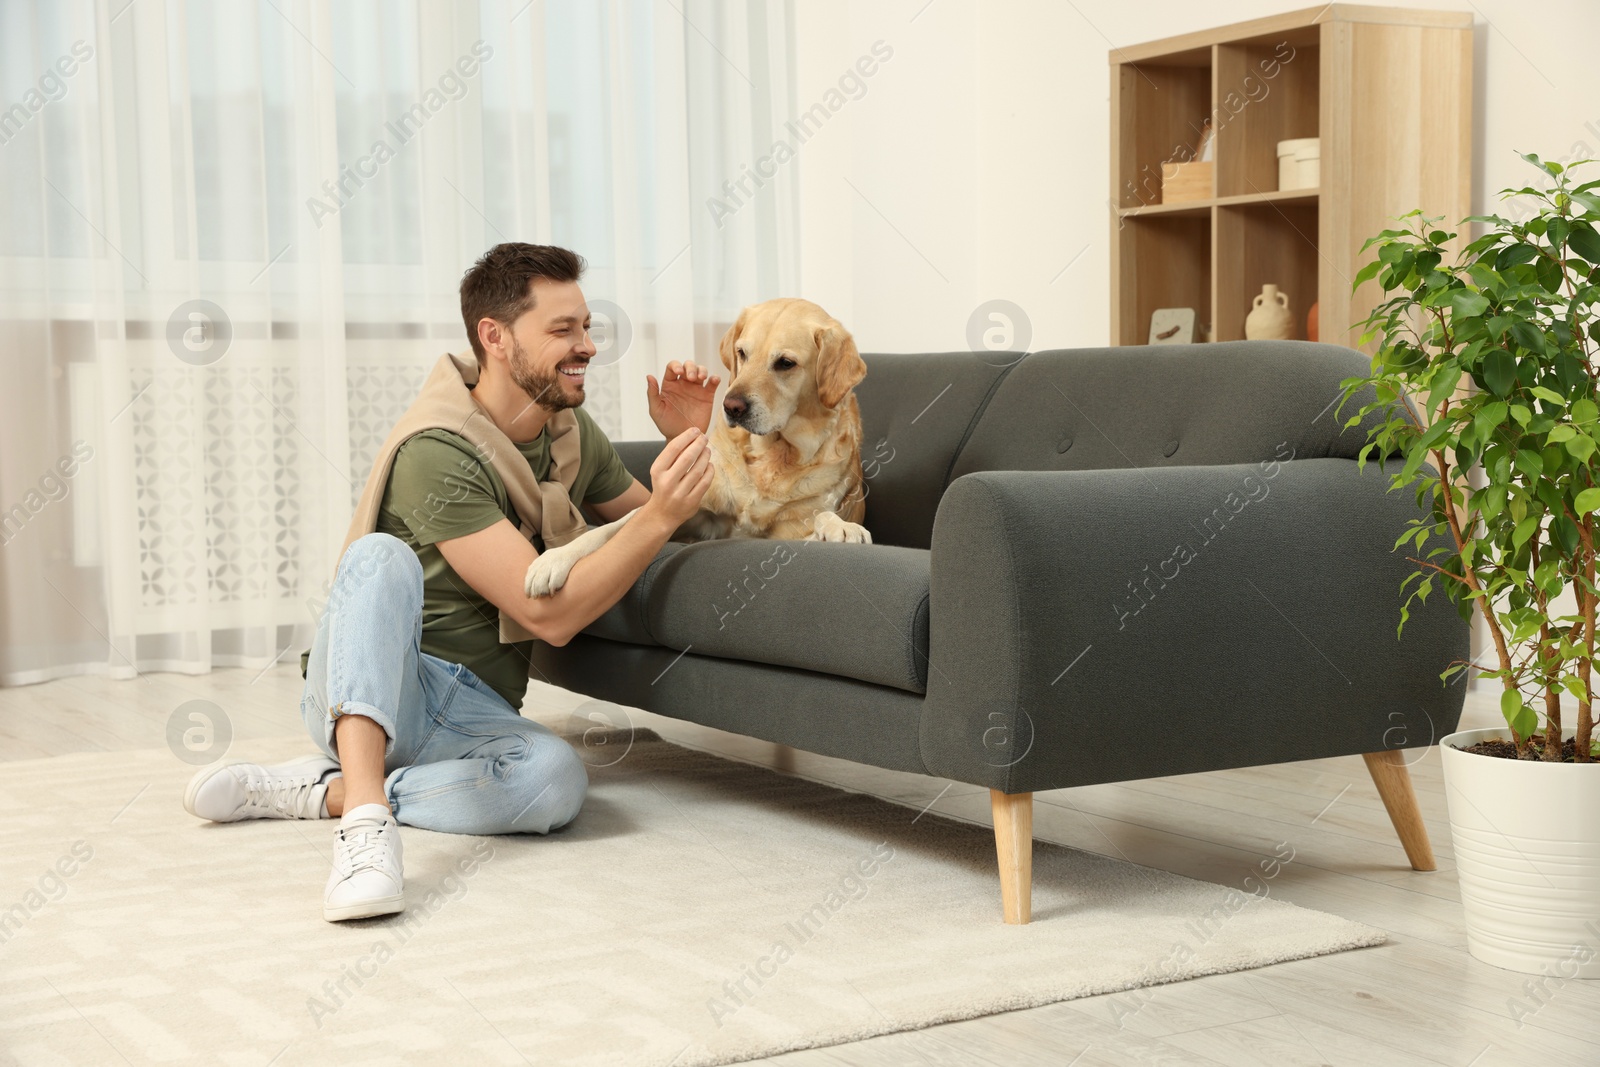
[1109,5,1473,348]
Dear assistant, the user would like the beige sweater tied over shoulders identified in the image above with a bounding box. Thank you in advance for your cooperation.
[337,351,586,644]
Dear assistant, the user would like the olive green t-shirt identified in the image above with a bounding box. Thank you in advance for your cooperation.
[368,407,633,709]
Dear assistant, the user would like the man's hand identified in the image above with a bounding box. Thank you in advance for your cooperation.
[647,360,721,439]
[643,427,715,527]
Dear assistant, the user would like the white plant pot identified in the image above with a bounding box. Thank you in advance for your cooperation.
[1441,727,1600,977]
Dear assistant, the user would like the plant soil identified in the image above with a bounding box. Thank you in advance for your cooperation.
[1456,735,1594,763]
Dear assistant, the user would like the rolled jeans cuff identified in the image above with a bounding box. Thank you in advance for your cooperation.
[325,699,397,760]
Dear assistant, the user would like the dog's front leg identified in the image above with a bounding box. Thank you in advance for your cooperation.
[524,509,638,598]
[809,510,872,544]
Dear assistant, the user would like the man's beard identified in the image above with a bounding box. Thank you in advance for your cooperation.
[509,337,583,413]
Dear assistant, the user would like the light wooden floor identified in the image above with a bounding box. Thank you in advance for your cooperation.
[3,668,1596,1067]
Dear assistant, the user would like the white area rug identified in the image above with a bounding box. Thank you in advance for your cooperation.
[0,730,1384,1066]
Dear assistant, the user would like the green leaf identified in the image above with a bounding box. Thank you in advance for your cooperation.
[1510,321,1547,355]
[1500,686,1520,721]
[1569,221,1600,264]
[1353,259,1384,292]
[1565,673,1590,704]
[1536,254,1565,293]
[1560,354,1590,393]
[1568,434,1597,462]
[1474,399,1508,434]
[1578,487,1600,515]
[1554,513,1582,553]
[1482,350,1517,396]
[1548,424,1577,443]
[1427,365,1465,412]
[1497,243,1539,270]
[1507,608,1542,643]
[1517,356,1540,389]
[1502,689,1537,739]
[1449,289,1490,319]
[1512,514,1541,547]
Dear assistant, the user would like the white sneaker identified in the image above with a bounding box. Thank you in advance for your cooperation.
[184,755,339,822]
[324,803,405,922]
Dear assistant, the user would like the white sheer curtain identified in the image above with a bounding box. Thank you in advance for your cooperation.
[0,0,797,685]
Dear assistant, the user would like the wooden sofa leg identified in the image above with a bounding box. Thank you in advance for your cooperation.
[1361,750,1437,871]
[991,790,1033,924]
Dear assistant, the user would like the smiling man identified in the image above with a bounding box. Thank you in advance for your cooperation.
[182,243,719,921]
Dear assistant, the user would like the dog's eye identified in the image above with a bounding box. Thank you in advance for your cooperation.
[737,348,747,362]
[773,356,797,371]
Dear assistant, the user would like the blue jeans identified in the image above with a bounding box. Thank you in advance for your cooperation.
[299,533,587,835]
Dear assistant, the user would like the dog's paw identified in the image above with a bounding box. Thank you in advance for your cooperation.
[524,547,579,598]
[809,511,872,544]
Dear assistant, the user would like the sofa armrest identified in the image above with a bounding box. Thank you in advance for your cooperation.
[922,458,1470,792]
[612,439,665,490]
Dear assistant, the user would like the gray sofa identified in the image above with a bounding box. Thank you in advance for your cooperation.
[532,341,1470,923]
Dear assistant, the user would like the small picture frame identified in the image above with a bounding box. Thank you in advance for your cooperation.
[1149,307,1197,345]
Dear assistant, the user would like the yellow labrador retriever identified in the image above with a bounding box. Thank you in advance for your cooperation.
[677,297,870,544]
[524,298,869,598]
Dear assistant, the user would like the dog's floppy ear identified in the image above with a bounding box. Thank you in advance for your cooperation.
[814,319,866,409]
[718,308,750,374]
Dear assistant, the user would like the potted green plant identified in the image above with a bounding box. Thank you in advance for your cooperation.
[1338,153,1600,979]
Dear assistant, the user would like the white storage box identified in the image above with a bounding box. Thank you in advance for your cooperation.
[1277,137,1320,191]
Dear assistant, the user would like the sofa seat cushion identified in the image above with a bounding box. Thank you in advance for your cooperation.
[585,539,931,694]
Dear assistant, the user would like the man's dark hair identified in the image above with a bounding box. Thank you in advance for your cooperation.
[460,243,586,363]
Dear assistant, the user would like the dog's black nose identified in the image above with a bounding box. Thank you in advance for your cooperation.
[723,394,748,421]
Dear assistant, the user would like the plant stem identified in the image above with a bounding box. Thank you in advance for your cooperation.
[1541,626,1563,762]
[1581,524,1596,762]
[1525,535,1564,763]
[1431,446,1525,752]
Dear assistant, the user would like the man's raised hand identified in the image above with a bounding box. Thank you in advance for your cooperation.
[647,360,721,439]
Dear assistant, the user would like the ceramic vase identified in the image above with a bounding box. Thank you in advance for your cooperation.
[1245,284,1294,340]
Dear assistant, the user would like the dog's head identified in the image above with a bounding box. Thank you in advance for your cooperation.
[716,298,866,435]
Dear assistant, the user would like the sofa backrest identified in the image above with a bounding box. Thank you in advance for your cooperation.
[854,341,1384,549]
[853,352,1015,549]
[948,342,1376,486]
